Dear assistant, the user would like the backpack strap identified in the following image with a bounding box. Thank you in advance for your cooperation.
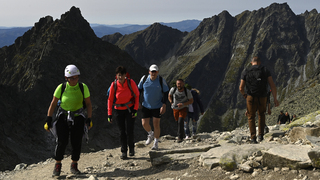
[172,87,189,101]
[127,78,136,98]
[159,76,163,94]
[78,82,86,109]
[113,78,136,113]
[113,79,117,103]
[184,87,189,101]
[60,82,66,101]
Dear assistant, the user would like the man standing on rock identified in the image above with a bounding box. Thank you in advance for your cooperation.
[138,64,169,150]
[169,79,193,143]
[239,56,279,143]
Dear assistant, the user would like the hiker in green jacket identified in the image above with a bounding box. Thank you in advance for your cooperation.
[45,64,92,177]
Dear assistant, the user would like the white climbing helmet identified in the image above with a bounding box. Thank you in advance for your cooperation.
[64,65,80,77]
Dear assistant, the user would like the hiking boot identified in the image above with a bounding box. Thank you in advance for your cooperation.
[120,153,127,159]
[177,138,183,143]
[258,135,264,142]
[151,141,158,150]
[185,135,190,140]
[70,162,81,174]
[250,139,258,144]
[52,163,61,177]
[129,149,135,156]
[145,131,154,145]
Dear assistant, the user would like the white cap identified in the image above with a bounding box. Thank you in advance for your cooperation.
[149,64,159,71]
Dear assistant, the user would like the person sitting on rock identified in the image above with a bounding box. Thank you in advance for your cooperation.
[277,111,286,124]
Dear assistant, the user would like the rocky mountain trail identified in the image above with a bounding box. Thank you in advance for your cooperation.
[3,111,320,180]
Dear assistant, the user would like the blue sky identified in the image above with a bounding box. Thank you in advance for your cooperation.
[1,0,319,27]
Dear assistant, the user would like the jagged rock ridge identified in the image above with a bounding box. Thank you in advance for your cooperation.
[104,3,320,132]
[0,6,180,171]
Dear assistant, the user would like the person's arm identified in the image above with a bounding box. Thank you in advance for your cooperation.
[239,80,247,98]
[131,79,140,111]
[47,96,59,117]
[267,103,271,115]
[160,91,168,115]
[178,98,193,107]
[168,93,173,105]
[84,97,92,118]
[108,82,115,116]
[268,76,279,107]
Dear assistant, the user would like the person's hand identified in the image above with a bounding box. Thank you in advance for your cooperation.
[44,116,53,132]
[108,115,112,123]
[86,118,92,129]
[160,104,166,114]
[245,111,248,117]
[132,109,137,118]
[177,103,184,108]
[274,99,279,107]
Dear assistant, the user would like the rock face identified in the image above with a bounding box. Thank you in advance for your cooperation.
[112,23,187,68]
[105,3,320,132]
[0,6,180,171]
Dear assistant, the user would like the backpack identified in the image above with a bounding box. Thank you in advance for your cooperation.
[59,82,86,109]
[245,66,268,97]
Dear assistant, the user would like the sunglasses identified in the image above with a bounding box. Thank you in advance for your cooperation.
[68,76,79,80]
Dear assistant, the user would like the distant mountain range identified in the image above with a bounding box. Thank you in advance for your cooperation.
[0,20,200,48]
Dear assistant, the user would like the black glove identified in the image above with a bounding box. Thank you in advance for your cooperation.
[108,115,112,123]
[132,109,137,116]
[86,118,92,127]
[46,116,53,129]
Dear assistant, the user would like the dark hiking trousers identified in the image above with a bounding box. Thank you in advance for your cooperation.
[114,108,135,153]
[246,95,267,140]
[178,117,185,140]
[55,114,85,161]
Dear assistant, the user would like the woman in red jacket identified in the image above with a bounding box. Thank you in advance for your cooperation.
[108,66,139,159]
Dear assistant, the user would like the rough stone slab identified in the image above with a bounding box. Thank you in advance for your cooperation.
[200,143,277,171]
[289,127,320,142]
[199,145,235,163]
[149,144,220,165]
[308,147,320,168]
[219,144,276,171]
[264,130,286,138]
[152,152,203,166]
[202,158,220,169]
[238,161,253,172]
[262,144,312,169]
[306,135,320,147]
[149,144,220,159]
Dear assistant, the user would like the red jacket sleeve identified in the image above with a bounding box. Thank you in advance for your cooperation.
[130,79,140,111]
[108,81,115,115]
